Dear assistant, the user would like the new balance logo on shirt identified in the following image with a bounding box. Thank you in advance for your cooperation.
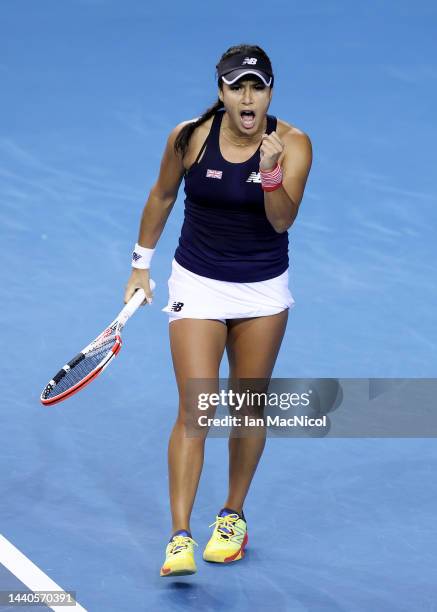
[246,172,261,183]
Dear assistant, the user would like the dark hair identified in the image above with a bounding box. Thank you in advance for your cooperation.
[174,44,273,159]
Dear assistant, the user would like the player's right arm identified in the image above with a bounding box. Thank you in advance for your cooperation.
[124,121,192,304]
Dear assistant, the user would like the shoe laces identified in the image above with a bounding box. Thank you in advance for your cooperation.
[169,535,198,555]
[209,513,240,539]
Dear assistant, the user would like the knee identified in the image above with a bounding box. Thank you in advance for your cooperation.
[175,403,216,440]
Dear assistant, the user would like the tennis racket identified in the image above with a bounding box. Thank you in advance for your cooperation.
[40,282,155,406]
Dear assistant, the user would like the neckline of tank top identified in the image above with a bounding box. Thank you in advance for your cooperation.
[215,109,271,166]
[184,109,274,175]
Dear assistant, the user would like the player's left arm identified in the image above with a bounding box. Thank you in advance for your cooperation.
[262,129,313,233]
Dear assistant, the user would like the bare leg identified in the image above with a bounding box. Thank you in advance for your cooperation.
[167,318,227,533]
[224,310,289,514]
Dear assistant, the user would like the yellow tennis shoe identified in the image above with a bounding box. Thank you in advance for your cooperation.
[203,508,248,563]
[160,530,198,577]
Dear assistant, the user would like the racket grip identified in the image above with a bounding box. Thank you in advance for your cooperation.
[120,280,156,323]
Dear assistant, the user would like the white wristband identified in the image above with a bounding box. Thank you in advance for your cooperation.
[132,243,155,269]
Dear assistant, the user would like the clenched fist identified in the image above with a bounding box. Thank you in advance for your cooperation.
[260,131,284,171]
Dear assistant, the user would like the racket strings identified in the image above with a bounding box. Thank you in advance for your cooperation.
[43,334,117,400]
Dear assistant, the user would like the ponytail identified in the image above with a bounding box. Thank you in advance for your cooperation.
[174,98,224,159]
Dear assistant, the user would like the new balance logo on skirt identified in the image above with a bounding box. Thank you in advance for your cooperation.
[170,302,184,312]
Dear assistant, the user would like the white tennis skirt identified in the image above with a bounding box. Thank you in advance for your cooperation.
[161,258,295,324]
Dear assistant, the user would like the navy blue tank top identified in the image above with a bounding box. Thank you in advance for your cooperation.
[174,109,289,282]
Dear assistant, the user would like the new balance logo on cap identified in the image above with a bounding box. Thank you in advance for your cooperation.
[243,57,258,65]
[170,302,184,312]
[246,172,261,183]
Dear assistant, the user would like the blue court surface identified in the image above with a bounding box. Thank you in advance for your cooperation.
[1,2,437,611]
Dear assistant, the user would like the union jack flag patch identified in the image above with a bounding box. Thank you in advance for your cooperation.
[206,169,223,179]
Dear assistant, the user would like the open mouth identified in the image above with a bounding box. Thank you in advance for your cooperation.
[240,110,256,129]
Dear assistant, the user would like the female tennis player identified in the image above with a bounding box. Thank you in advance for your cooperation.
[124,43,312,577]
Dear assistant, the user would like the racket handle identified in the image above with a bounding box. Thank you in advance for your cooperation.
[119,280,156,325]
